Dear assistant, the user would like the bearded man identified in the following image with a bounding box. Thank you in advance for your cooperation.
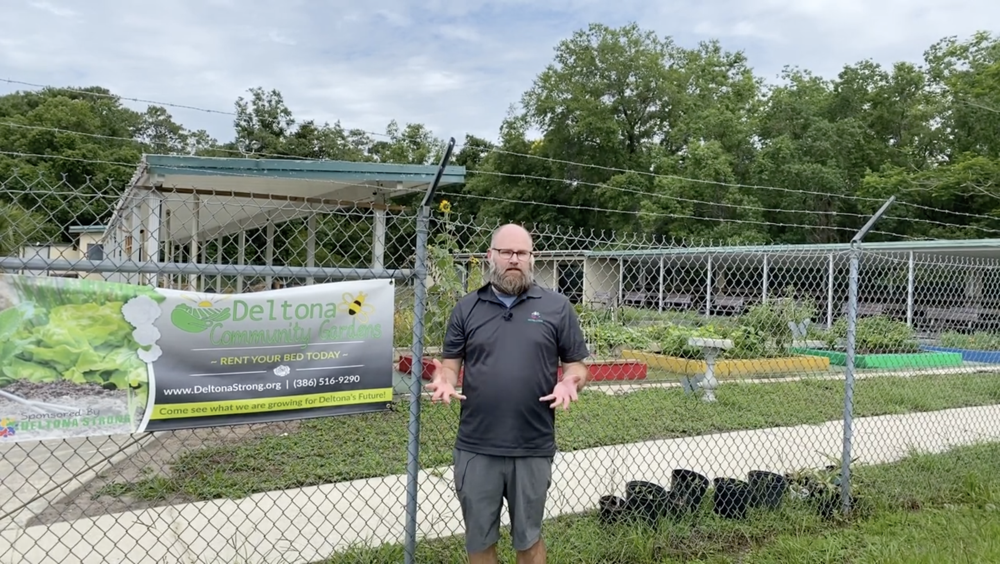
[426,223,591,564]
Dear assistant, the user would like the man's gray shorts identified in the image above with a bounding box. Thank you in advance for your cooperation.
[453,448,553,553]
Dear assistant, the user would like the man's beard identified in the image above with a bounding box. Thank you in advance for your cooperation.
[487,261,534,296]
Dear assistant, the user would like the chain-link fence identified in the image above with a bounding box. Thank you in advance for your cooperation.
[2,167,1000,563]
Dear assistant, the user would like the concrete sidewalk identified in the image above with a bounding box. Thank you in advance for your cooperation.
[2,404,999,564]
[0,434,150,530]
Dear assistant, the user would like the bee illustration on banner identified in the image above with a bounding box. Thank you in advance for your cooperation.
[338,291,376,324]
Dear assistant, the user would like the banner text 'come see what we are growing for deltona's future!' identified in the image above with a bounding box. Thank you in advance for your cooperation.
[0,274,395,443]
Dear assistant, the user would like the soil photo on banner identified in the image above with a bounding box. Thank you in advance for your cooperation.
[0,274,164,442]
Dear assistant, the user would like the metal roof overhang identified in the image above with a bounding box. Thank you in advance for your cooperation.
[105,155,466,244]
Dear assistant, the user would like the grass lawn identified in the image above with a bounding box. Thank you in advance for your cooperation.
[322,441,1000,563]
[97,373,1000,502]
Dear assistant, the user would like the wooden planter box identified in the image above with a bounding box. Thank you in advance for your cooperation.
[397,355,647,386]
[792,348,964,370]
[620,349,830,378]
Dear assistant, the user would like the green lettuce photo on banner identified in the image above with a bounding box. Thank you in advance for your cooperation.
[0,274,165,443]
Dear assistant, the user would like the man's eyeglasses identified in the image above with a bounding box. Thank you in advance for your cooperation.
[491,248,533,260]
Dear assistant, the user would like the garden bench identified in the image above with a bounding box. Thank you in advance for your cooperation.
[660,293,693,311]
[924,306,980,331]
[710,295,746,315]
[623,291,650,308]
[680,337,733,403]
[841,302,887,318]
[589,290,615,309]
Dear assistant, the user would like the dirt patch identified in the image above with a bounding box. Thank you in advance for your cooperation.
[25,419,301,527]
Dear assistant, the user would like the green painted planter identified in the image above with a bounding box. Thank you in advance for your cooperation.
[791,348,964,370]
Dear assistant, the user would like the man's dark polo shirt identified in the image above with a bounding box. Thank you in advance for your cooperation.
[442,282,590,458]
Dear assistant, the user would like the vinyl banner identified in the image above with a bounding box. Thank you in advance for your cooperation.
[0,273,395,443]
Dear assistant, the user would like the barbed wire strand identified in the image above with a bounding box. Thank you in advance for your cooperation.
[466,169,1000,237]
[477,146,1000,224]
[4,119,995,238]
[436,190,922,241]
[0,78,394,142]
[5,78,999,227]
[0,121,317,161]
[0,149,922,245]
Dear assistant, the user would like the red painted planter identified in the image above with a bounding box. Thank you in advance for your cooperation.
[397,355,647,385]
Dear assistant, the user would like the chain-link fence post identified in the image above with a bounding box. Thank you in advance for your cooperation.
[404,137,456,564]
[841,195,896,516]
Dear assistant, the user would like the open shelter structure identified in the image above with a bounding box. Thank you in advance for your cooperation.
[457,239,1000,335]
[99,154,466,291]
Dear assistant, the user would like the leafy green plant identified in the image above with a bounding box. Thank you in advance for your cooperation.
[741,289,817,352]
[421,200,485,349]
[825,315,919,354]
[0,275,165,390]
[940,331,1000,351]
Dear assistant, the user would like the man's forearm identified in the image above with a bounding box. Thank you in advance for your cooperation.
[436,358,463,387]
[562,361,589,391]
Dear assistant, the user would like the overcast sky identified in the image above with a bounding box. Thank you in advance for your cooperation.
[1,0,997,146]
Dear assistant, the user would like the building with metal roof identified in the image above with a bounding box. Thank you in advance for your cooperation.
[100,154,466,289]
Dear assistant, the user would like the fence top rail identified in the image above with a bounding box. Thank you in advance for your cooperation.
[447,238,1000,262]
[0,257,413,281]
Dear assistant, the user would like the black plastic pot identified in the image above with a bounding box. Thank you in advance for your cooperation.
[712,478,751,520]
[670,469,710,514]
[624,480,669,527]
[748,470,788,509]
[598,495,628,526]
[815,491,855,520]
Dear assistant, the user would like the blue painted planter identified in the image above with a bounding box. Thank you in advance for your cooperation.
[921,345,1000,364]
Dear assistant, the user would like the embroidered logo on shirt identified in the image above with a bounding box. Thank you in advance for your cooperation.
[528,311,543,323]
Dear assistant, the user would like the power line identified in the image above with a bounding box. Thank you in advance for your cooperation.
[479,146,1000,224]
[466,169,1000,237]
[437,190,921,241]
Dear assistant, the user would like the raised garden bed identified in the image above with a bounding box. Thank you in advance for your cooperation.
[921,331,1000,364]
[396,355,647,386]
[789,314,964,370]
[791,348,964,370]
[620,349,830,377]
[920,346,1000,364]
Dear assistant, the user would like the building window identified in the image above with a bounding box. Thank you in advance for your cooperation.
[87,244,105,260]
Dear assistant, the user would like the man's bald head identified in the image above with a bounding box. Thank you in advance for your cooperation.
[486,223,535,296]
[490,223,533,250]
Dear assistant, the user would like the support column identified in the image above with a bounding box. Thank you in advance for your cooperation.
[237,230,246,292]
[215,236,223,292]
[762,255,769,303]
[127,198,143,285]
[658,256,664,312]
[187,194,200,292]
[142,193,162,287]
[827,253,835,328]
[306,214,317,285]
[265,219,275,289]
[164,209,173,289]
[705,256,713,317]
[372,194,387,272]
[906,251,915,327]
[617,259,624,308]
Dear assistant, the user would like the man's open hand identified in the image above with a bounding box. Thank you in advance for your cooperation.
[540,377,579,411]
[425,359,466,404]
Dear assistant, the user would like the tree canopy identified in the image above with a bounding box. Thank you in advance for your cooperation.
[2,24,1000,247]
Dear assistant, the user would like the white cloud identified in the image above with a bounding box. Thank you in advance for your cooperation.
[1,0,997,148]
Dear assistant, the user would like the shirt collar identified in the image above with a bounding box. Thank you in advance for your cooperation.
[476,282,542,303]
